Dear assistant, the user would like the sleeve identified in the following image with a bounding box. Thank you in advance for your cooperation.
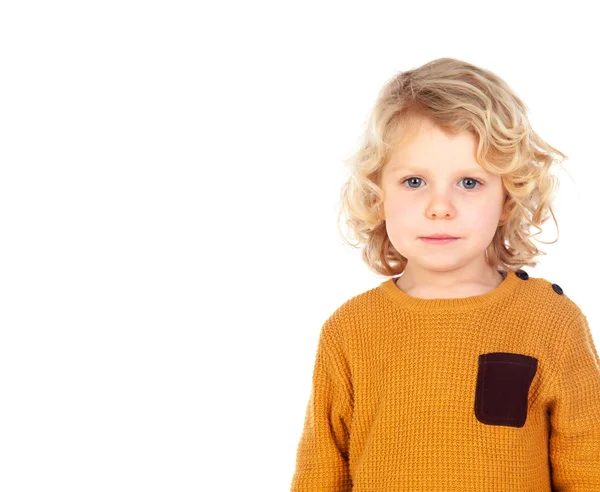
[290,320,354,492]
[547,312,600,490]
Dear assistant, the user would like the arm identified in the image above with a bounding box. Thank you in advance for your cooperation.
[290,320,354,491]
[548,312,600,490]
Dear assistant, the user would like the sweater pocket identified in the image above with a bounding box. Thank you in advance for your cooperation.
[474,352,538,428]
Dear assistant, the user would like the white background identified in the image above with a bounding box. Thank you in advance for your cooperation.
[0,1,597,490]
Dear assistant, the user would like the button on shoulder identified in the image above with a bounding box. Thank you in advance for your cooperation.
[515,269,529,280]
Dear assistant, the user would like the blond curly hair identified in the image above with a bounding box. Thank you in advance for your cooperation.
[337,57,566,277]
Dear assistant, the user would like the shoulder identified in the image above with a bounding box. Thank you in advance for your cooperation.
[514,269,584,321]
[319,282,385,340]
[329,282,385,318]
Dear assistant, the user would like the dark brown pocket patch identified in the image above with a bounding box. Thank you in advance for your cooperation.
[474,352,538,428]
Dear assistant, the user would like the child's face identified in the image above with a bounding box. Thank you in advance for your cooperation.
[380,117,508,276]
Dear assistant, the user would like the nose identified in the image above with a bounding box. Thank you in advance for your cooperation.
[426,195,456,219]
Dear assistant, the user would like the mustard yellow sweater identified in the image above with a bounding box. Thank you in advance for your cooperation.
[290,269,600,491]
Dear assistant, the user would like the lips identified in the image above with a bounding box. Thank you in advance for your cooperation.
[422,235,459,239]
[420,236,459,244]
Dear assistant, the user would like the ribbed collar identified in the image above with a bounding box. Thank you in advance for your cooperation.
[379,269,521,312]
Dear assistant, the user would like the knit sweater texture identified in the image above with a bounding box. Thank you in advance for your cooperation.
[290,269,600,491]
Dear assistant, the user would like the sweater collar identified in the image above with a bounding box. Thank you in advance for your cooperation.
[379,269,521,312]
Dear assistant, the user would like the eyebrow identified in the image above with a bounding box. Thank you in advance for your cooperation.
[391,165,486,174]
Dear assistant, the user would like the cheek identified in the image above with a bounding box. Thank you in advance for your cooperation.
[384,198,416,225]
[466,206,501,230]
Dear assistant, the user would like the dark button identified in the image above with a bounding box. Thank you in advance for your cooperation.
[515,269,529,280]
[552,283,563,295]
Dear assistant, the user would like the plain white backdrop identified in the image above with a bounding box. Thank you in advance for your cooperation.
[0,1,597,490]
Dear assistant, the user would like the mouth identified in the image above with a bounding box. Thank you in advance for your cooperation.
[420,237,459,244]
[421,234,459,239]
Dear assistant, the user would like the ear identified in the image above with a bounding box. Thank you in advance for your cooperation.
[499,208,508,222]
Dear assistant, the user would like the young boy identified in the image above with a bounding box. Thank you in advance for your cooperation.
[290,57,600,491]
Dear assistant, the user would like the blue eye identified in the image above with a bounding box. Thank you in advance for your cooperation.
[400,177,483,190]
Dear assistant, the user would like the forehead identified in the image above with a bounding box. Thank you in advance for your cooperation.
[386,118,482,173]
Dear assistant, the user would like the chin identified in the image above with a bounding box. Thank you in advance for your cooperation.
[407,258,465,271]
